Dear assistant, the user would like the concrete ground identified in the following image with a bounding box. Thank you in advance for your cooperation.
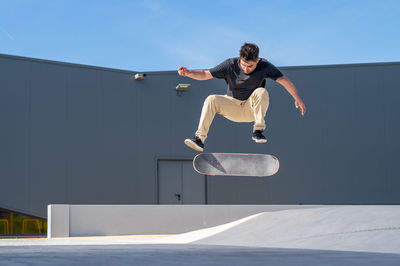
[1,206,400,265]
[1,244,400,266]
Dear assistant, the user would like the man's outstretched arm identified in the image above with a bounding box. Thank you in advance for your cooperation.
[276,76,306,116]
[178,66,214,80]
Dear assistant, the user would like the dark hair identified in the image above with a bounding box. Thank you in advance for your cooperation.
[240,43,259,62]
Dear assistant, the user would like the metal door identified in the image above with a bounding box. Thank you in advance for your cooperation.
[158,160,206,204]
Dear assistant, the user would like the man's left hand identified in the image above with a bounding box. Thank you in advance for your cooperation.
[295,99,306,116]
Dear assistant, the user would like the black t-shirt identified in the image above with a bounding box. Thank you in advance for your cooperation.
[209,57,283,100]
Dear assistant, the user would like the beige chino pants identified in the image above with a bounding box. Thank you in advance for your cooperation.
[195,87,269,143]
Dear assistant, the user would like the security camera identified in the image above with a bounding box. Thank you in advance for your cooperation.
[134,73,146,80]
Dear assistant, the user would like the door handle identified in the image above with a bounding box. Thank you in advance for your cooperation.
[174,193,181,201]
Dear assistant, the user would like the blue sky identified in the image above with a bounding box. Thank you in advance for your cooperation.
[1,0,399,71]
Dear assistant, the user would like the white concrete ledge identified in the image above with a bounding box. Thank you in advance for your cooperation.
[47,204,70,238]
[47,204,330,238]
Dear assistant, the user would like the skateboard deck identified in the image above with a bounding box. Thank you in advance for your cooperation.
[193,153,279,177]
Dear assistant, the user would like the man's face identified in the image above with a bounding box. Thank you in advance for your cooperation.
[240,58,259,74]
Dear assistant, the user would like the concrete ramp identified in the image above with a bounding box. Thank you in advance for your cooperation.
[193,206,400,254]
[1,206,400,265]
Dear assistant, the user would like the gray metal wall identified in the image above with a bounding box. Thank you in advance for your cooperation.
[1,53,399,218]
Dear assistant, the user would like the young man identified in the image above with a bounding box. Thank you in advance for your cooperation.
[178,43,306,152]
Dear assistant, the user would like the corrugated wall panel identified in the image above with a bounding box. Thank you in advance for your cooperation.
[0,54,399,217]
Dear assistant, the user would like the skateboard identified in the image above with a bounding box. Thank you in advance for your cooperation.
[193,153,279,177]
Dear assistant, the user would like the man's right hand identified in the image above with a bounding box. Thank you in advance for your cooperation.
[178,66,190,76]
[177,67,213,80]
